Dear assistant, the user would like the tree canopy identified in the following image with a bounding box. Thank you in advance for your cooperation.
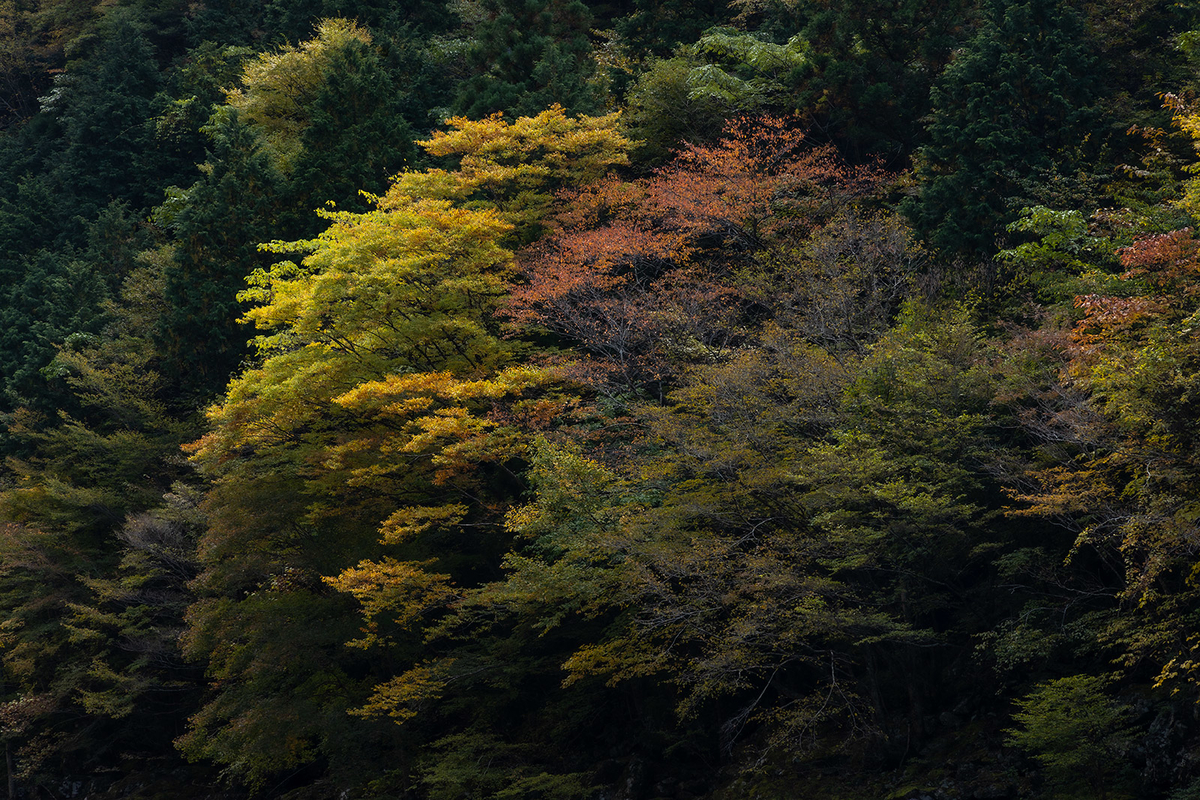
[0,1,1199,798]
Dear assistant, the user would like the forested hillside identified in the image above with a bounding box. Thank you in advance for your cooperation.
[1,0,1199,796]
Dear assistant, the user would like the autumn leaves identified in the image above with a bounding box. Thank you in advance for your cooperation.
[173,99,969,790]
[177,96,1200,793]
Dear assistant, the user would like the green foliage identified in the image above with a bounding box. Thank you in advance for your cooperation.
[453,0,602,118]
[288,31,416,213]
[1006,675,1136,799]
[1080,0,1199,163]
[0,250,110,410]
[46,10,169,216]
[157,20,423,403]
[65,487,205,723]
[152,41,254,176]
[178,591,377,787]
[684,28,809,109]
[418,732,594,800]
[0,0,1199,792]
[158,107,285,401]
[0,242,208,790]
[907,0,1105,256]
[1171,778,1200,800]
[499,303,1005,765]
[0,174,66,270]
[0,200,150,413]
[622,56,727,164]
[225,19,374,174]
[622,29,811,163]
[614,0,731,58]
[491,439,633,635]
[994,205,1124,306]
[790,0,975,159]
[182,107,630,788]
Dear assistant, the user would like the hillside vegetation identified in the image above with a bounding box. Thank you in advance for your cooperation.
[0,0,1199,797]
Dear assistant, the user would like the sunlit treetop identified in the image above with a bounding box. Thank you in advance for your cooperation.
[394,104,633,238]
[1167,93,1200,216]
[192,104,630,474]
[224,19,374,173]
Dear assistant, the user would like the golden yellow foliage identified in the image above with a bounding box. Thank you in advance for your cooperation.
[394,104,633,235]
[186,106,630,749]
[324,558,456,647]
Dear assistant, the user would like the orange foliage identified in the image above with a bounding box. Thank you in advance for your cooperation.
[1071,228,1200,349]
[1117,228,1200,294]
[507,116,891,391]
[1071,293,1162,348]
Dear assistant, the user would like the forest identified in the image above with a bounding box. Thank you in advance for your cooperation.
[1,0,1200,797]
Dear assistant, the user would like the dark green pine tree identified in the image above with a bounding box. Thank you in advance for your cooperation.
[159,110,285,404]
[0,202,150,414]
[613,0,731,59]
[795,0,976,161]
[0,250,112,410]
[151,41,256,202]
[377,24,464,134]
[905,0,1103,257]
[0,174,67,281]
[288,36,416,221]
[454,0,603,118]
[48,10,168,219]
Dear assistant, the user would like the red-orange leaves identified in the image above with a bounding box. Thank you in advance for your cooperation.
[635,117,850,242]
[1117,228,1200,296]
[507,116,893,391]
[1071,228,1200,349]
[1071,294,1162,349]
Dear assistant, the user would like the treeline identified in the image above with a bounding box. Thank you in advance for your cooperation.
[0,0,1199,797]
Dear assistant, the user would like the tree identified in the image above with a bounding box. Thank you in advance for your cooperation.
[180,189,526,790]
[622,29,812,165]
[287,31,416,215]
[0,0,55,128]
[616,303,997,756]
[1007,675,1136,799]
[448,303,1003,770]
[46,10,168,217]
[453,0,602,118]
[790,0,976,160]
[396,103,629,240]
[0,250,110,410]
[507,116,897,392]
[181,106,630,790]
[0,200,156,414]
[0,245,208,793]
[157,108,285,402]
[614,0,731,58]
[906,0,1104,256]
[211,18,418,222]
[158,20,427,403]
[990,107,1200,780]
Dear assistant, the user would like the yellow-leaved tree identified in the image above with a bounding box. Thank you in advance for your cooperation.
[179,106,630,788]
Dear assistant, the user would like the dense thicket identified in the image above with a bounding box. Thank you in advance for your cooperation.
[0,0,1198,797]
